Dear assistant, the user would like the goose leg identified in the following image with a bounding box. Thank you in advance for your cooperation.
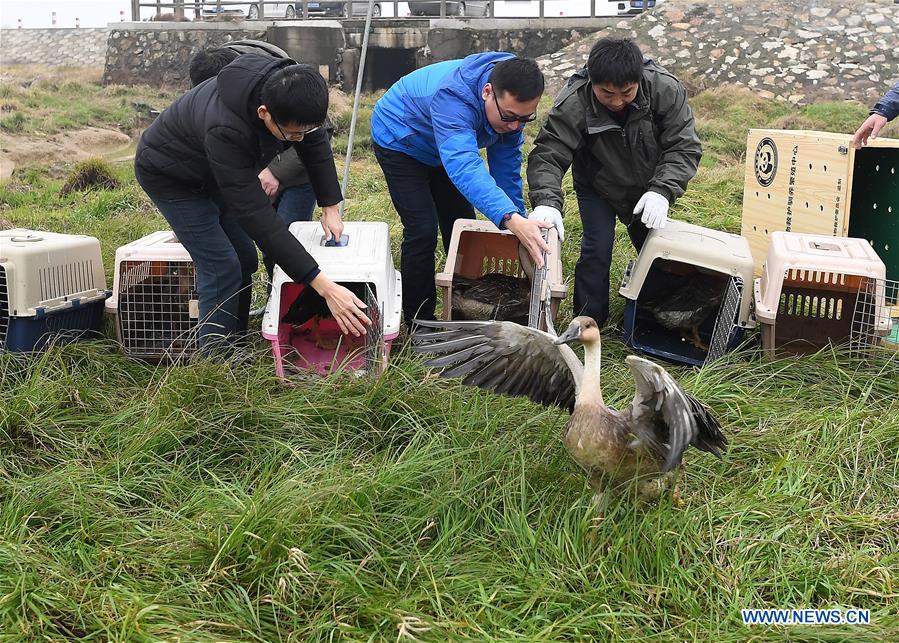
[588,474,611,519]
[671,465,685,509]
[688,325,708,351]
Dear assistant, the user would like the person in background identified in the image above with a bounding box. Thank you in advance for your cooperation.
[852,80,899,149]
[135,53,369,356]
[189,42,322,288]
[370,52,553,326]
[527,38,701,327]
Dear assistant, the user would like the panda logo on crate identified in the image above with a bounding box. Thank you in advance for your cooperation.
[754,137,778,187]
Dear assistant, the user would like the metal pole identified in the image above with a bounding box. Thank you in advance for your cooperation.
[339,0,376,216]
[131,0,140,21]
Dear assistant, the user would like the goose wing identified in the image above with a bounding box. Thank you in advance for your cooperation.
[623,355,727,472]
[412,319,583,412]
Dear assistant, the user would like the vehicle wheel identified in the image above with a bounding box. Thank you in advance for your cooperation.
[456,2,466,16]
[372,3,382,17]
[285,5,296,18]
[248,4,259,19]
[482,1,490,16]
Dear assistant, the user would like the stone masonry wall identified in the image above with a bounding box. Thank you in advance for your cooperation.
[103,26,268,87]
[537,0,899,106]
[0,28,110,67]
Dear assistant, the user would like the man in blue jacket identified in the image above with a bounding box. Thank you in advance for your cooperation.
[852,80,899,148]
[371,53,555,325]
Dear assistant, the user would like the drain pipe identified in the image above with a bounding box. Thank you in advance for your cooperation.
[339,0,377,217]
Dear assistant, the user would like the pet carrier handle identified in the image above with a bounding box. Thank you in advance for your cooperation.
[527,229,551,330]
[324,235,350,247]
[620,260,636,290]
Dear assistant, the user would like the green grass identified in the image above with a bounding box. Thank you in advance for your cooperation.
[1,76,898,641]
[0,70,179,136]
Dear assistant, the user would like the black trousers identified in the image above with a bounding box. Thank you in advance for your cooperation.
[574,182,650,326]
[373,143,475,324]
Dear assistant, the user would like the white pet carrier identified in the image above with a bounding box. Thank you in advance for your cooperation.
[262,221,402,378]
[106,231,198,360]
[0,229,108,352]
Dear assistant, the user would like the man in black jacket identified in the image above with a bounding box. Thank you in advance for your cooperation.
[135,54,370,356]
[189,42,324,293]
[189,42,319,235]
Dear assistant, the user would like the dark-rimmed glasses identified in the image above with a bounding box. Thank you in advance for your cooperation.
[274,121,321,142]
[492,91,537,124]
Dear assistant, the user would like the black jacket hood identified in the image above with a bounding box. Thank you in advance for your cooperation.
[217,53,296,127]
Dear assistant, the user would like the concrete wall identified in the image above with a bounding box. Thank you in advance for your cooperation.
[99,19,612,91]
[0,28,109,67]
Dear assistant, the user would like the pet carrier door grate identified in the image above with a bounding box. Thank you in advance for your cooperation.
[850,277,898,359]
[363,283,385,374]
[707,276,744,363]
[0,266,8,349]
[117,260,197,358]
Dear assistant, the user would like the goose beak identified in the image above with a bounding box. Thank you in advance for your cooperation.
[554,320,581,345]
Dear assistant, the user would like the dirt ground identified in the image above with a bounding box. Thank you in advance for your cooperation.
[0,127,134,182]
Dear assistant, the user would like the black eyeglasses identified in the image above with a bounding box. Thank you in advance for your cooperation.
[492,91,537,124]
[274,121,321,142]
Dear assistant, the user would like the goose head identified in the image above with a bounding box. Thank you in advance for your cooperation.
[553,316,601,347]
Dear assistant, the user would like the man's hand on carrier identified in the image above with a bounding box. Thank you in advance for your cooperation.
[311,274,371,337]
[505,213,552,270]
[320,204,344,242]
[633,191,669,229]
[258,167,280,198]
[529,205,565,241]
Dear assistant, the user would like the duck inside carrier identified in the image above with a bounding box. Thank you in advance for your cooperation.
[435,219,566,331]
[619,220,756,366]
[0,229,109,352]
[262,222,401,378]
[105,231,198,360]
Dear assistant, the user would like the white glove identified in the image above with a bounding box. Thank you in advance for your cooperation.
[633,191,669,229]
[529,205,565,241]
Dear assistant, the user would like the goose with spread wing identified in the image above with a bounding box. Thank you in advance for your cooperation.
[412,316,727,508]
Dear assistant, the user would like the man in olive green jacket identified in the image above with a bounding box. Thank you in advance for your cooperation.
[527,38,701,326]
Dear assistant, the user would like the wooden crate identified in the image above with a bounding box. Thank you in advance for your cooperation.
[740,129,899,280]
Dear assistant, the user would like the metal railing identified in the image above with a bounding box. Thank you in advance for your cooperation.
[131,1,647,22]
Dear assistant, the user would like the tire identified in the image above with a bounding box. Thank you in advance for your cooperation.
[482,2,490,17]
[456,2,466,17]
[248,4,259,19]
[372,3,382,17]
[285,5,296,18]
